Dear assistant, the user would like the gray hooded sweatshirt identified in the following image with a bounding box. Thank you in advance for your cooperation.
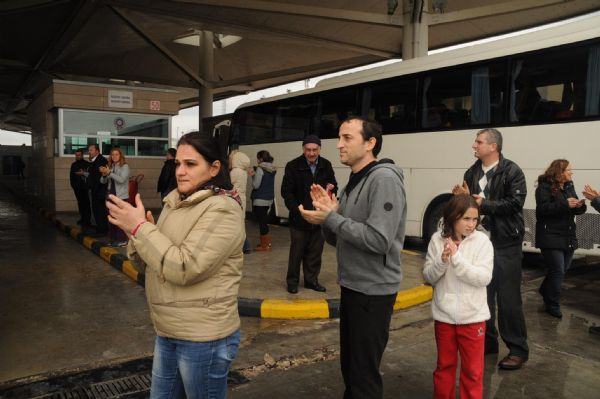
[322,161,406,295]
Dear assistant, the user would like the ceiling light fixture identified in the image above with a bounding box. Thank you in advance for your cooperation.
[173,30,242,49]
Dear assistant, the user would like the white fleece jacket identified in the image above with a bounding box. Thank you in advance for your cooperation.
[423,230,493,325]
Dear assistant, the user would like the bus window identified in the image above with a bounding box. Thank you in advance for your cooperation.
[316,87,360,139]
[510,43,596,123]
[421,62,505,129]
[235,103,275,145]
[363,77,417,134]
[274,96,316,142]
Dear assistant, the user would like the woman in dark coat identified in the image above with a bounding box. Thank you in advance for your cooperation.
[535,159,586,318]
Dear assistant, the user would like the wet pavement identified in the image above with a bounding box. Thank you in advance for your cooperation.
[1,181,600,398]
[0,186,155,384]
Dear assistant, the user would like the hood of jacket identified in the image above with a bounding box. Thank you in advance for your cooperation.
[230,150,251,170]
[258,162,276,174]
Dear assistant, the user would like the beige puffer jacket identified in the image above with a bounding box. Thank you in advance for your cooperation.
[128,188,244,342]
[229,150,251,213]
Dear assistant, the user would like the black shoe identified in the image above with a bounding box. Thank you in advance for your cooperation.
[304,282,326,292]
[545,307,563,318]
[287,286,298,294]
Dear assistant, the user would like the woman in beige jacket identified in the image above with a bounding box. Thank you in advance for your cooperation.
[106,132,244,399]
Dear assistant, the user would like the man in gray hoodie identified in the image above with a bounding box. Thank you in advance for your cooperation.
[300,117,406,398]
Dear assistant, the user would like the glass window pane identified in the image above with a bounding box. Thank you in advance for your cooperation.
[317,88,360,139]
[63,110,169,138]
[510,43,594,123]
[422,62,505,129]
[100,138,136,156]
[274,96,316,142]
[234,104,275,145]
[138,140,168,156]
[63,136,97,155]
[364,77,417,134]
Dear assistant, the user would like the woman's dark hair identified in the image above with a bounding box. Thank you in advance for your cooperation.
[538,159,569,193]
[441,194,480,239]
[341,116,383,157]
[257,150,274,163]
[177,131,232,190]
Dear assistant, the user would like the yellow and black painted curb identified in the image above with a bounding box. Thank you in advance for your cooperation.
[6,184,432,319]
[240,285,433,319]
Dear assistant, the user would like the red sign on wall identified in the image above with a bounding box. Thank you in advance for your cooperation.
[150,100,161,111]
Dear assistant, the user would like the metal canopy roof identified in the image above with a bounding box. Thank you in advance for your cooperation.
[1,0,599,132]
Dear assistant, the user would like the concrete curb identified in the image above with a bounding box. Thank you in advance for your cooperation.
[6,185,432,319]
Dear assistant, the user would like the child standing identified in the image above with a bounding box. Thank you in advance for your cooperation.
[423,194,493,399]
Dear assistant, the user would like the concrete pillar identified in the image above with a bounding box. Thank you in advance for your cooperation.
[198,30,214,121]
[402,0,429,60]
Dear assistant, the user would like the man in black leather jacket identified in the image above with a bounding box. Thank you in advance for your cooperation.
[453,128,529,370]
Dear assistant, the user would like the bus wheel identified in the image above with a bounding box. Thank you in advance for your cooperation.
[424,201,446,243]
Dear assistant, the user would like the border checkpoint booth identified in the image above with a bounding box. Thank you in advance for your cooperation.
[26,80,183,213]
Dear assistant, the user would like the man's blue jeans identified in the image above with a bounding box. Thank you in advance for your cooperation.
[151,330,240,399]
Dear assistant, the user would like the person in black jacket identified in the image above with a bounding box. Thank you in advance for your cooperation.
[70,149,91,227]
[157,148,177,201]
[281,135,337,294]
[452,128,529,370]
[87,144,109,236]
[535,159,586,319]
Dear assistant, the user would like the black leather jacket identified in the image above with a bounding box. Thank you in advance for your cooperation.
[535,179,586,250]
[464,155,527,249]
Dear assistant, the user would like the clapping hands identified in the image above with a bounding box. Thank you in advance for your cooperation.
[298,184,339,225]
[441,238,458,263]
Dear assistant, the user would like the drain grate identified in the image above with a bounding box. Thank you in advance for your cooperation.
[2,357,248,399]
[32,373,151,399]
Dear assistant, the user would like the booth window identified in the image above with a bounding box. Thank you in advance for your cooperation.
[60,109,170,156]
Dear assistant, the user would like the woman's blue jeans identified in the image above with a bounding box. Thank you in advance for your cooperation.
[540,249,574,311]
[150,330,240,399]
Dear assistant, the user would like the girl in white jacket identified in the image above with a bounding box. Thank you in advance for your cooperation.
[423,194,493,399]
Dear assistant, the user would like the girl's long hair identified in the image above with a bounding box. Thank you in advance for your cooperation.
[441,194,480,239]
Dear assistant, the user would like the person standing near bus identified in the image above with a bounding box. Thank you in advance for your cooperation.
[535,159,586,319]
[299,117,406,398]
[423,194,493,399]
[250,150,276,251]
[452,128,529,370]
[281,135,337,294]
[229,149,252,253]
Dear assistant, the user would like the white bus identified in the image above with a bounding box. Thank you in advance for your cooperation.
[227,13,600,254]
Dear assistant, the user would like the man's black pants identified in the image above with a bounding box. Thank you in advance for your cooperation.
[90,188,108,234]
[340,286,396,399]
[286,227,325,288]
[486,244,529,359]
[73,188,91,227]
